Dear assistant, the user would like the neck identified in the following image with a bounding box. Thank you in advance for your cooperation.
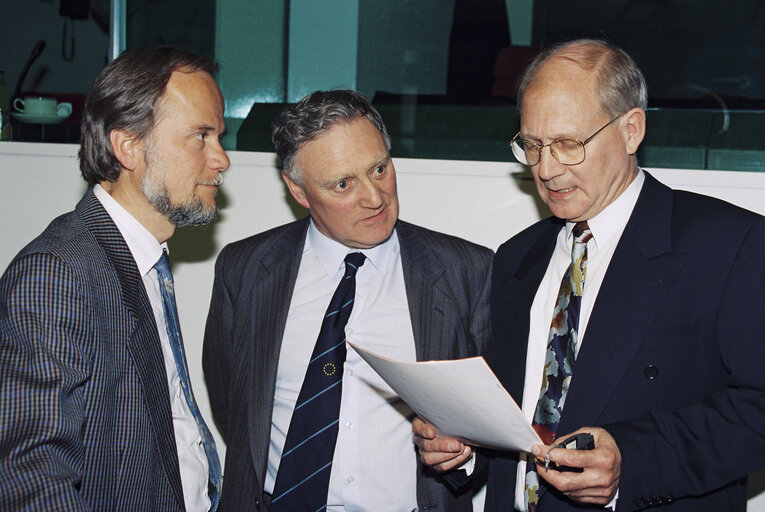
[99,180,175,244]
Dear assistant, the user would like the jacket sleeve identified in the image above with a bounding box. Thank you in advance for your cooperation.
[0,252,91,511]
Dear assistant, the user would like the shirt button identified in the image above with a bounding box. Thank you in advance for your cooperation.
[346,422,353,429]
[346,476,354,484]
[347,369,354,376]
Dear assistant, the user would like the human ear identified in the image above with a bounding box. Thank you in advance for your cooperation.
[623,107,646,155]
[282,173,311,210]
[109,129,141,171]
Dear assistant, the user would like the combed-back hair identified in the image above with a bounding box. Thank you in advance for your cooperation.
[517,39,647,117]
[79,46,218,185]
[272,89,391,184]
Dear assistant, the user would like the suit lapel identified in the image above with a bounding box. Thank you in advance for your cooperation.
[244,219,308,489]
[493,220,560,404]
[560,172,687,432]
[397,221,452,362]
[76,190,185,509]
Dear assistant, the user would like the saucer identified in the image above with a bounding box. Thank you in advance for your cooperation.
[12,112,70,125]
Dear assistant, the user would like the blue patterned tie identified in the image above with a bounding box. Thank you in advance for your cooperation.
[525,222,592,511]
[271,252,366,511]
[154,251,222,511]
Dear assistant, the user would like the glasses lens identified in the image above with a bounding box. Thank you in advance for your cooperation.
[551,139,585,165]
[511,138,536,165]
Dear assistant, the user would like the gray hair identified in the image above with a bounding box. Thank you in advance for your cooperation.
[272,89,391,184]
[517,39,648,118]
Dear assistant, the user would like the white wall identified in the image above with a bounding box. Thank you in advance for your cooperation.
[2,142,765,510]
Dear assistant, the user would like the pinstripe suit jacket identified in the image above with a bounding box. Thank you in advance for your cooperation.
[203,218,492,511]
[0,190,186,511]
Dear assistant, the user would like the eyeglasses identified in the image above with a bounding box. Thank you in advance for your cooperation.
[509,114,623,166]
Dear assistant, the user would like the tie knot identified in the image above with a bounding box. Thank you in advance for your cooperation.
[572,221,592,244]
[154,250,171,277]
[343,252,366,277]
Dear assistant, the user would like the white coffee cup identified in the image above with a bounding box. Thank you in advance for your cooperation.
[14,96,57,116]
[56,102,73,118]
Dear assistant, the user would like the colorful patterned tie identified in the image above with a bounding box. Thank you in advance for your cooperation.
[525,222,592,511]
[271,252,366,512]
[154,251,222,511]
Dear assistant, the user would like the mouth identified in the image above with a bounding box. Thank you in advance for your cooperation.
[546,185,576,195]
[198,175,224,188]
[363,207,387,222]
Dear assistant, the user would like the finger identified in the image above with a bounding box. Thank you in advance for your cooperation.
[537,458,618,504]
[423,445,473,472]
[415,435,464,454]
[412,417,436,439]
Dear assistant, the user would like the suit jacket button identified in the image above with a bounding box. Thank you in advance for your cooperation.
[644,364,659,379]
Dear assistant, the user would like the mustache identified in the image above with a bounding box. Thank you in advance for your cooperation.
[198,175,224,187]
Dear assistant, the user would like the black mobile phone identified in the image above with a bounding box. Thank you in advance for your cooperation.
[548,432,594,472]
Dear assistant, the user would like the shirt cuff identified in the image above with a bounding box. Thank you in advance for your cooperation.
[606,489,619,510]
[458,452,476,476]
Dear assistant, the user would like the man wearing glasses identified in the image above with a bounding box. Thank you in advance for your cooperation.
[414,39,765,511]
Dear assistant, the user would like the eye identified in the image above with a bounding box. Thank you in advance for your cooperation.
[195,133,207,142]
[373,164,386,176]
[334,179,349,192]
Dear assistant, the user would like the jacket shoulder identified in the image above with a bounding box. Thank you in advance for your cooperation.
[215,218,307,275]
[495,217,561,270]
[397,220,493,262]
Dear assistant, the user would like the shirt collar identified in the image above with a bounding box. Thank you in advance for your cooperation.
[93,184,168,277]
[565,169,645,249]
[307,219,398,279]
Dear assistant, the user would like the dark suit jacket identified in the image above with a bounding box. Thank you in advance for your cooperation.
[486,172,765,511]
[0,190,187,511]
[203,218,492,511]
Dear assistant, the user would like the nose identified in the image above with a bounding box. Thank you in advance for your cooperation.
[208,139,230,172]
[359,178,383,209]
[535,145,565,181]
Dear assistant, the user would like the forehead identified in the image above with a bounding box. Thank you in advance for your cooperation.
[296,117,387,179]
[520,59,605,137]
[157,69,224,122]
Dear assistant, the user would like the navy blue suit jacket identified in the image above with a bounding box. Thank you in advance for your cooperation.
[1,190,187,510]
[487,172,765,511]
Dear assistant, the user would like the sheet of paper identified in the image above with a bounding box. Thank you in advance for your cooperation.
[348,343,541,453]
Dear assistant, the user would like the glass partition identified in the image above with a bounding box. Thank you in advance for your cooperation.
[4,0,762,170]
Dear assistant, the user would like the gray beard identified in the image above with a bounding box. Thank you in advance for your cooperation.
[146,186,218,227]
[140,141,218,227]
[141,170,218,226]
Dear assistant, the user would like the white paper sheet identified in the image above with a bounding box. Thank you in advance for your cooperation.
[349,343,541,453]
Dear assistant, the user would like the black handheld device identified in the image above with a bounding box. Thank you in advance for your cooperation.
[544,432,595,472]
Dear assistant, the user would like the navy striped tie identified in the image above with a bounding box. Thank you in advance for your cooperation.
[271,252,366,511]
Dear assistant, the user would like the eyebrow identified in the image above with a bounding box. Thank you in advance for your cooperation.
[368,154,391,170]
[519,132,582,143]
[191,123,224,134]
[318,154,391,188]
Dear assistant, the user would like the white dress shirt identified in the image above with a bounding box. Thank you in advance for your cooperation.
[513,171,645,511]
[266,221,419,512]
[94,185,210,512]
